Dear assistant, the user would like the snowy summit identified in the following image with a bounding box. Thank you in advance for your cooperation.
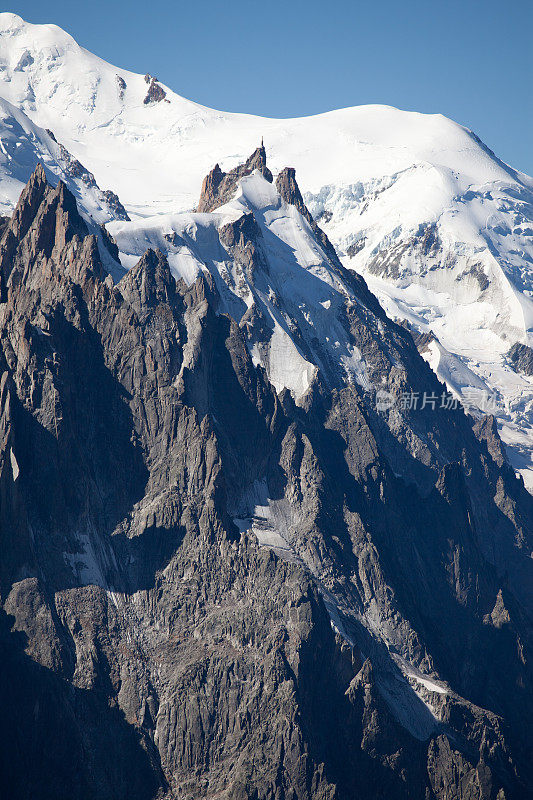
[0,11,532,486]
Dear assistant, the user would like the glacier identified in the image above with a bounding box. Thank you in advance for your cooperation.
[0,10,532,486]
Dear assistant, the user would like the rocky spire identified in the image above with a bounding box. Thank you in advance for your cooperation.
[119,247,176,316]
[1,150,533,800]
[276,166,350,271]
[196,141,273,213]
[196,163,224,214]
[0,164,106,299]
[3,162,48,244]
[275,166,311,222]
[242,140,272,182]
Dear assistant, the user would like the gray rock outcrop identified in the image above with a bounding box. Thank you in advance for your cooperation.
[507,341,533,376]
[0,164,532,800]
[197,142,273,212]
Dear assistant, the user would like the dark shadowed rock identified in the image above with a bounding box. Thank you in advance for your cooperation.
[0,167,532,800]
[143,76,167,104]
[507,341,533,376]
[116,74,126,100]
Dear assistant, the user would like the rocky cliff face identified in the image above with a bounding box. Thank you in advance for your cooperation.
[197,142,273,212]
[1,162,532,800]
[143,75,168,105]
[507,342,533,377]
[1,12,532,491]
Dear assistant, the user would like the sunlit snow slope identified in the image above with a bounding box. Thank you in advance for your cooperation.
[0,95,127,224]
[0,11,532,485]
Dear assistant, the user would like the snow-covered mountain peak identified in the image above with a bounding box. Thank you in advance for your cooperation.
[0,94,128,225]
[110,161,384,400]
[1,12,533,486]
[0,13,527,215]
[0,11,69,39]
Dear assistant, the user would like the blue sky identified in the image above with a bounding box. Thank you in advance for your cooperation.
[10,0,533,175]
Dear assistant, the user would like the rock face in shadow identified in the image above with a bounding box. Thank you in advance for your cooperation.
[1,166,532,800]
[507,341,533,376]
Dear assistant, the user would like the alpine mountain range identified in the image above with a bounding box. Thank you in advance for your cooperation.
[0,12,532,800]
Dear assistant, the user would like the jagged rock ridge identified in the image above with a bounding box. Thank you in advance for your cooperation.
[1,12,533,487]
[197,142,273,212]
[0,161,532,800]
[45,128,129,221]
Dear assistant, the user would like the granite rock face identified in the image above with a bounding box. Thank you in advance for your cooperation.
[1,164,533,800]
[144,76,167,105]
[507,341,533,376]
[197,142,273,212]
